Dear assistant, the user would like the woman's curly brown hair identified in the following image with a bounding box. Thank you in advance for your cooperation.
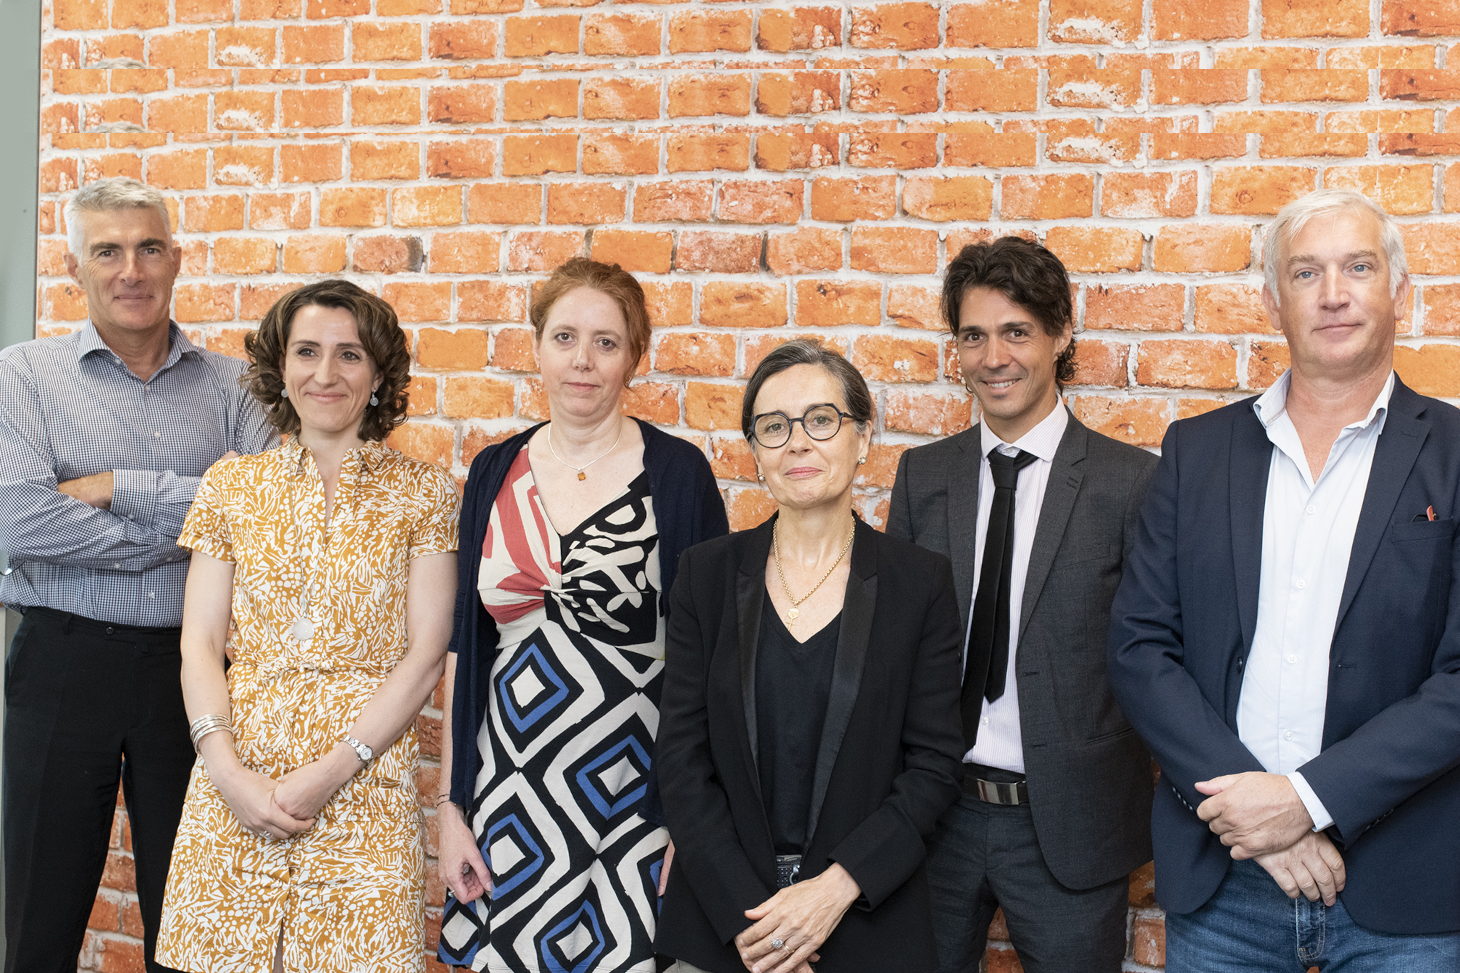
[242,279,411,442]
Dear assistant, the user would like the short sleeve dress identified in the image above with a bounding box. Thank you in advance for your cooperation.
[155,438,459,973]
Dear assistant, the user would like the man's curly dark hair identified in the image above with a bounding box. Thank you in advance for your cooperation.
[242,279,410,442]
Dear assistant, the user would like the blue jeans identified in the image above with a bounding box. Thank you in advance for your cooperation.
[1166,858,1460,972]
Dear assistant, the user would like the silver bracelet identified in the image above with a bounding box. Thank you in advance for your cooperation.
[188,714,234,753]
[343,735,373,764]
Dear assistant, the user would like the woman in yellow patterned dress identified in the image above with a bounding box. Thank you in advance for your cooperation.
[155,280,459,973]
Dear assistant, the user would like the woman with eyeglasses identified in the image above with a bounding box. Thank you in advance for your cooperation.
[653,339,966,973]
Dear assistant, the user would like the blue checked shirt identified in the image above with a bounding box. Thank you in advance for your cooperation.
[0,321,276,627]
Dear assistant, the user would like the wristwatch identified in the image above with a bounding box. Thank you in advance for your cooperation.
[343,735,373,764]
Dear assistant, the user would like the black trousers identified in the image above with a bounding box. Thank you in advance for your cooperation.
[4,607,191,973]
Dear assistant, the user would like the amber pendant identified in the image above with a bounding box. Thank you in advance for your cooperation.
[577,471,586,481]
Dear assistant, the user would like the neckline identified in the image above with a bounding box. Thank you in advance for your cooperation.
[520,447,649,539]
[764,584,843,645]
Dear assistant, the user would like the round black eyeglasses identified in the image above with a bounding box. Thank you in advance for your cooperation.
[750,404,855,448]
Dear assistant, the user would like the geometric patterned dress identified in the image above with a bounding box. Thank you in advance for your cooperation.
[438,449,669,973]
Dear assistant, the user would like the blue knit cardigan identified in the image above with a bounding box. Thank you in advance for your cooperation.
[446,418,730,824]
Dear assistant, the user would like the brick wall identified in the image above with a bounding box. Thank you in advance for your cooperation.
[35,0,1460,970]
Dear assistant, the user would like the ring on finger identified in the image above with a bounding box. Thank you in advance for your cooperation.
[771,938,785,951]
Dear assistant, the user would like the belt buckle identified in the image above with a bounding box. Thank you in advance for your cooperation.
[975,778,1021,805]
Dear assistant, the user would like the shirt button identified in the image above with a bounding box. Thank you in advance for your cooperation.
[1306,505,1316,515]
[1287,654,1297,664]
[1284,731,1294,741]
[980,716,990,726]
[148,591,155,598]
[1296,579,1307,589]
[113,562,121,569]
[153,431,161,438]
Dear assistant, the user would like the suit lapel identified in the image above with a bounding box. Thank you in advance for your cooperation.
[947,427,981,626]
[1336,381,1428,628]
[1018,415,1086,638]
[804,520,877,849]
[736,519,774,800]
[1230,404,1271,653]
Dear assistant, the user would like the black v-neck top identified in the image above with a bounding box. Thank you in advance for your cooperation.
[756,590,841,855]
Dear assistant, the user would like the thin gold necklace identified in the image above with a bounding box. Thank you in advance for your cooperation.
[773,518,855,627]
[546,421,623,481]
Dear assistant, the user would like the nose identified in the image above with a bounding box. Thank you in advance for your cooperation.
[784,417,814,452]
[315,353,337,384]
[983,332,1012,369]
[120,249,141,283]
[1320,268,1350,308]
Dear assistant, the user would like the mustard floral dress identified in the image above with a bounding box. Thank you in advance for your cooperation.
[156,438,459,973]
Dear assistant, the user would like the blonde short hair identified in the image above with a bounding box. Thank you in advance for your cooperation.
[1263,189,1407,306]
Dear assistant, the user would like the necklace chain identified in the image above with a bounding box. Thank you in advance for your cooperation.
[773,518,856,627]
[547,421,624,481]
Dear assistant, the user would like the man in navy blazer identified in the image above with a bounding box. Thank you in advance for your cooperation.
[1108,188,1460,970]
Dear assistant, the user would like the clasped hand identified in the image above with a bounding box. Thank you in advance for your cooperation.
[215,765,315,841]
[734,863,859,973]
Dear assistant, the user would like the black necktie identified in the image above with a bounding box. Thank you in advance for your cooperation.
[963,447,1037,745]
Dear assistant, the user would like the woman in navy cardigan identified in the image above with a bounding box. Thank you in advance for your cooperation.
[435,258,728,973]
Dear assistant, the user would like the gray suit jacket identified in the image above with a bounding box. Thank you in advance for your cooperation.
[888,412,1157,890]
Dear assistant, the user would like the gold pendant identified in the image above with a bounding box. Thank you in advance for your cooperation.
[577,471,586,481]
[787,607,798,626]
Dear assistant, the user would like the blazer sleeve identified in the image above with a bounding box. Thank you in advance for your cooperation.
[1106,420,1265,811]
[885,448,914,543]
[827,555,965,910]
[657,549,773,944]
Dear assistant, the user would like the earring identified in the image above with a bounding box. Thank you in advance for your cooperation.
[756,472,765,482]
[280,387,289,399]
[369,392,379,407]
[962,380,976,395]
[858,456,866,465]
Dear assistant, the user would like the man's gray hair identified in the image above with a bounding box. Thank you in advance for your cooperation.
[1262,188,1407,306]
[64,177,172,256]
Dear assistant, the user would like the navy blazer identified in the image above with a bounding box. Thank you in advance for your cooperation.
[1107,377,1460,934]
[446,419,729,819]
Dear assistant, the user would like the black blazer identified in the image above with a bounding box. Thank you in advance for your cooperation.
[654,517,965,973]
[887,414,1157,891]
[1108,378,1460,934]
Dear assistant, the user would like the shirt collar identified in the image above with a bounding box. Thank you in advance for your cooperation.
[1253,369,1395,433]
[76,320,198,373]
[979,399,1069,463]
[283,436,391,476]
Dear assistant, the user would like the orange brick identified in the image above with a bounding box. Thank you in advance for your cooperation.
[701,282,787,328]
[1262,69,1367,102]
[1085,284,1185,332]
[1047,67,1141,110]
[214,237,276,275]
[654,333,737,376]
[620,382,680,426]
[377,0,440,14]
[1153,224,1254,273]
[1382,1,1460,36]
[147,94,207,135]
[583,135,659,176]
[84,154,143,184]
[667,74,752,118]
[384,282,451,323]
[427,230,500,274]
[851,3,939,49]
[1247,338,1291,390]
[1327,108,1433,133]
[710,436,757,481]
[1001,174,1094,220]
[796,280,882,328]
[427,138,496,179]
[282,234,347,273]
[1324,164,1435,216]
[644,282,693,328]
[113,0,169,27]
[1101,172,1198,218]
[1071,339,1130,387]
[584,77,661,120]
[1401,223,1460,275]
[1151,69,1248,106]
[386,422,453,468]
[458,281,526,323]
[1215,46,1318,68]
[850,227,937,274]
[54,0,108,29]
[635,181,714,223]
[669,10,752,53]
[726,488,777,531]
[719,180,804,224]
[546,183,625,225]
[1070,395,1170,446]
[849,69,939,113]
[404,375,438,417]
[504,15,580,57]
[506,230,583,271]
[283,24,345,63]
[352,86,421,126]
[847,133,939,170]
[351,140,420,181]
[443,376,515,420]
[282,143,341,183]
[754,132,841,171]
[1263,0,1368,38]
[1154,0,1250,39]
[852,334,940,382]
[809,176,896,222]
[174,283,236,324]
[888,284,942,331]
[394,186,463,227]
[239,283,303,321]
[947,0,1039,48]
[1131,914,1166,968]
[755,71,840,116]
[585,13,661,55]
[944,133,1038,168]
[353,234,424,274]
[947,70,1039,112]
[1049,0,1141,44]
[504,79,579,121]
[766,227,842,274]
[320,187,386,228]
[491,328,537,370]
[183,194,244,233]
[212,146,275,188]
[308,0,369,15]
[352,22,423,62]
[428,21,498,59]
[686,382,744,431]
[676,231,762,273]
[885,389,974,436]
[212,90,275,131]
[757,7,842,52]
[46,282,88,321]
[1045,227,1142,273]
[283,88,344,128]
[1137,338,1238,388]
[428,85,498,123]
[1195,283,1277,334]
[1210,166,1314,215]
[668,134,750,173]
[590,229,673,273]
[468,182,542,224]
[502,134,577,177]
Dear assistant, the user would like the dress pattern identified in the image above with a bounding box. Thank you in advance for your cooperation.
[155,438,459,973]
[438,448,667,973]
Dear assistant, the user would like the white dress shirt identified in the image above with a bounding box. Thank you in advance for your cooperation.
[1238,369,1395,832]
[964,403,1069,772]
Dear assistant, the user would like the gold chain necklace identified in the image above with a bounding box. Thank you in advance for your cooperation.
[773,518,855,627]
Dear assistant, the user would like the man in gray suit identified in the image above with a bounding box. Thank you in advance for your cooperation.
[888,236,1156,973]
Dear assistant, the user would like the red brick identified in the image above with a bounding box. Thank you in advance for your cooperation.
[939,131,1034,168]
[1324,164,1435,216]
[756,71,841,116]
[850,227,937,274]
[281,144,340,183]
[546,184,625,225]
[428,85,499,123]
[417,327,489,369]
[308,0,369,15]
[1070,395,1171,447]
[848,132,940,170]
[635,181,714,223]
[112,0,169,27]
[1001,174,1094,220]
[426,231,499,274]
[352,23,423,62]
[667,74,752,118]
[885,389,974,436]
[590,229,673,273]
[585,13,661,56]
[506,230,583,271]
[851,334,940,383]
[849,69,939,114]
[583,135,659,176]
[1151,69,1248,106]
[669,10,752,53]
[239,283,302,321]
[1047,67,1141,110]
[584,77,660,120]
[1210,166,1314,215]
[426,139,496,179]
[1137,339,1238,388]
[676,231,762,273]
[1247,338,1291,390]
[719,180,803,224]
[468,182,542,225]
[214,238,276,275]
[754,132,841,171]
[353,235,423,274]
[1402,223,1460,275]
[183,194,244,233]
[744,334,850,376]
[948,0,1039,48]
[1263,0,1368,38]
[809,176,896,222]
[757,7,842,52]
[404,376,438,417]
[504,15,580,56]
[1071,339,1130,387]
[318,188,385,228]
[282,24,344,63]
[1196,284,1277,334]
[1085,284,1185,332]
[726,488,777,532]
[701,283,787,329]
[1153,225,1254,273]
[710,436,757,481]
[654,333,736,376]
[491,328,538,370]
[1421,283,1460,335]
[1155,0,1250,39]
[1382,1,1460,36]
[504,79,578,121]
[350,140,418,181]
[620,383,680,426]
[174,283,236,324]
[686,381,744,431]
[393,186,462,227]
[668,134,751,173]
[282,234,347,273]
[443,376,514,419]
[851,3,939,49]
[766,228,842,275]
[1045,227,1142,273]
[46,282,88,321]
[212,146,274,188]
[1102,172,1199,218]
[502,135,577,177]
[888,284,942,331]
[1049,0,1141,44]
[1132,914,1166,968]
[644,282,693,328]
[385,423,453,468]
[282,88,344,128]
[459,281,526,323]
[352,86,421,126]
[429,21,498,59]
[795,280,881,328]
[947,70,1039,112]
[242,193,307,232]
[54,0,108,29]
[377,0,440,13]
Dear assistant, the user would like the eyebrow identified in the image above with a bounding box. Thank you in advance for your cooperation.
[89,237,169,254]
[288,338,367,350]
[1286,249,1379,265]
